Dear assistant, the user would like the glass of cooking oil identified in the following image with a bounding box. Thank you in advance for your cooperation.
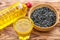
[13,17,34,40]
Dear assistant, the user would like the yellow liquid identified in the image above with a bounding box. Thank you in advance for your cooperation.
[18,32,30,40]
[13,17,34,40]
[0,2,27,30]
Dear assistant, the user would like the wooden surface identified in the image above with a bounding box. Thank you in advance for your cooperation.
[0,0,60,40]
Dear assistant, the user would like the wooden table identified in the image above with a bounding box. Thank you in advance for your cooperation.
[0,0,60,40]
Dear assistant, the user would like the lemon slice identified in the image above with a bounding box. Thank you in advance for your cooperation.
[13,17,34,34]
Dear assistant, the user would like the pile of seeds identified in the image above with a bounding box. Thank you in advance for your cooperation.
[30,7,56,27]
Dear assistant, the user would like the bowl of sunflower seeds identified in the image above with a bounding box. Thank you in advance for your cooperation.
[28,4,59,31]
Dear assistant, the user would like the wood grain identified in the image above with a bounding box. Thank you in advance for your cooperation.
[0,0,60,40]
